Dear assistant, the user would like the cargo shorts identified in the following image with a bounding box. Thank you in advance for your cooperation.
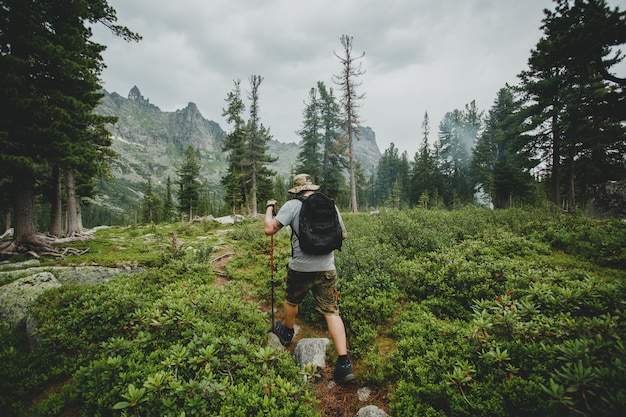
[285,267,340,316]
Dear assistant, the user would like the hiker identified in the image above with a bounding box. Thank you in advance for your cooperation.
[263,173,355,384]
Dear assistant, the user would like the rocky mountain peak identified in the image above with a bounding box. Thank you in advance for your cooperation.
[128,86,149,104]
[93,88,381,217]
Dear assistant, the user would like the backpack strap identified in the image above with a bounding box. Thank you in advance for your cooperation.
[290,196,305,257]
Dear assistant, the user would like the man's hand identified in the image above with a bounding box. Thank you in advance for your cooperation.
[264,199,281,235]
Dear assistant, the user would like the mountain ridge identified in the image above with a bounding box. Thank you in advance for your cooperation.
[88,86,381,222]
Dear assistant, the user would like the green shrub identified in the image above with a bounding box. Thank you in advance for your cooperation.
[2,209,625,417]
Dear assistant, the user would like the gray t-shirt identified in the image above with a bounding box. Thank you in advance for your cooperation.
[275,196,344,272]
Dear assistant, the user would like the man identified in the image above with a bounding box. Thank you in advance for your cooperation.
[264,173,355,384]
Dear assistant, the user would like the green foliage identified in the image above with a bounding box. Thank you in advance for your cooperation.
[537,215,626,269]
[334,207,625,415]
[2,207,625,416]
[176,145,203,219]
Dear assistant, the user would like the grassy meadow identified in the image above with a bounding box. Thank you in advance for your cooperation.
[1,206,625,416]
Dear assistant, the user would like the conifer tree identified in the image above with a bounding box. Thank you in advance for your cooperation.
[411,111,439,207]
[472,87,536,208]
[317,81,346,198]
[0,0,139,250]
[295,87,323,180]
[176,145,202,221]
[245,75,276,216]
[436,102,482,206]
[221,79,248,214]
[517,0,626,208]
[141,178,163,224]
[294,81,345,199]
[163,176,175,222]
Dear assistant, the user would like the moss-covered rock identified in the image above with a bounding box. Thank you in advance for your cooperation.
[0,272,60,330]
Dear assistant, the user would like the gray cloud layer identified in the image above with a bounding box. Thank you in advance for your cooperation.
[92,0,624,155]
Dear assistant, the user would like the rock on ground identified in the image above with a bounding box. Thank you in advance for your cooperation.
[293,337,330,369]
[356,405,389,417]
[0,272,61,329]
[0,266,143,331]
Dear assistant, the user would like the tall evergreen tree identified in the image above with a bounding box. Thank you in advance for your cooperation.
[411,111,439,208]
[245,75,276,216]
[221,79,248,214]
[334,34,365,213]
[517,0,626,208]
[317,81,346,199]
[141,178,163,224]
[436,106,478,207]
[295,87,323,180]
[163,176,175,222]
[176,145,202,220]
[473,87,537,208]
[294,81,346,199]
[0,0,139,250]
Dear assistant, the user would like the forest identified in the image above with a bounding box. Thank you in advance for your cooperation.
[1,0,625,251]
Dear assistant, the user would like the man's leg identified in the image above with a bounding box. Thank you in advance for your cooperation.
[325,314,348,356]
[283,301,298,329]
[326,314,355,383]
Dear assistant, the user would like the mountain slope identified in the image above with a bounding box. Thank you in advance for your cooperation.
[88,86,381,223]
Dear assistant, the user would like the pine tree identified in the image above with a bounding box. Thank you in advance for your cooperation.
[221,79,248,214]
[472,87,536,208]
[141,179,163,224]
[245,75,276,216]
[176,145,202,221]
[411,111,439,207]
[0,0,139,250]
[163,176,175,222]
[295,87,323,180]
[517,0,626,208]
[317,81,346,198]
[435,102,482,207]
[294,81,346,200]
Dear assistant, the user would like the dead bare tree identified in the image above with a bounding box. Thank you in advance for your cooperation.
[333,34,365,213]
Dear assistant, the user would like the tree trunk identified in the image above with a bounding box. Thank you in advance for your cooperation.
[65,169,82,236]
[551,113,561,206]
[568,170,576,211]
[250,170,257,217]
[12,170,38,246]
[49,166,63,237]
[348,133,358,213]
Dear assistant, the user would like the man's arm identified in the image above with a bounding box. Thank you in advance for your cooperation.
[337,206,347,239]
[264,199,283,235]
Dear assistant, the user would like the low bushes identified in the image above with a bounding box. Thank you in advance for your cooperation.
[1,207,624,416]
[335,207,625,416]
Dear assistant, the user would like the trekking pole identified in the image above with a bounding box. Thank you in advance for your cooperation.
[270,233,275,332]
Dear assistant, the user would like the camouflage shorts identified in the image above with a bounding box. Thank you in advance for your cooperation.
[285,267,340,316]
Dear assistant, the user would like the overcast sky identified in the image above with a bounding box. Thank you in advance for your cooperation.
[92,0,626,156]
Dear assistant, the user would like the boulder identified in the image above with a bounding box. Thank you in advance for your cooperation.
[0,259,40,271]
[1,266,143,332]
[0,272,61,330]
[356,405,389,417]
[293,337,330,369]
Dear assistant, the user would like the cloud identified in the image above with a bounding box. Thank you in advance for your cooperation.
[92,0,624,156]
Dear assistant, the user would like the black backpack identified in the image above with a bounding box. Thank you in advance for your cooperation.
[294,193,343,255]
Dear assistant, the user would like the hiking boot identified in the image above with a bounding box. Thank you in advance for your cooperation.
[334,360,356,384]
[272,321,294,347]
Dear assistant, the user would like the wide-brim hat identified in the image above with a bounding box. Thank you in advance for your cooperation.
[288,173,320,194]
